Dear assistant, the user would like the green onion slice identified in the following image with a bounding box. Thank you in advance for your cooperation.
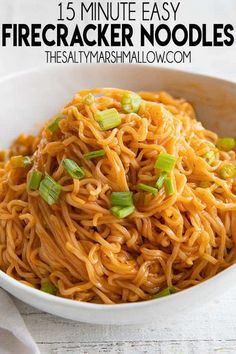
[137,183,158,196]
[204,151,216,166]
[153,286,176,299]
[155,171,167,190]
[110,205,135,219]
[27,170,43,190]
[121,92,141,113]
[63,159,85,180]
[83,93,95,106]
[41,282,57,295]
[216,137,235,152]
[83,149,105,160]
[155,152,177,172]
[95,108,121,130]
[48,116,64,133]
[111,191,133,207]
[10,155,32,168]
[165,177,175,196]
[219,163,236,179]
[39,175,62,205]
[199,181,211,188]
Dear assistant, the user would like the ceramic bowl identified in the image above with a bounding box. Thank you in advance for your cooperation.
[0,64,236,324]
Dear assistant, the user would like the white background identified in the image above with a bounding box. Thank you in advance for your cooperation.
[0,1,236,353]
[0,0,236,80]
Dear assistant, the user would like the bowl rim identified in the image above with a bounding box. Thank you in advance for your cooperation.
[0,62,235,87]
[0,63,236,311]
[1,264,236,311]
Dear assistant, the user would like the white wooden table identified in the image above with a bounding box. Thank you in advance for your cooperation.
[13,289,236,354]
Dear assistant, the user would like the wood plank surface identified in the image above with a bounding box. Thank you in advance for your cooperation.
[14,289,236,354]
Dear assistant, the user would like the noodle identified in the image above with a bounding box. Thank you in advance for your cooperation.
[0,87,236,304]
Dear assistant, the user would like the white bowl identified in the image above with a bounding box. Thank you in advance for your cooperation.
[0,64,236,324]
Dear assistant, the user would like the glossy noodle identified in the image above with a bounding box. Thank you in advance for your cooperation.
[0,88,236,304]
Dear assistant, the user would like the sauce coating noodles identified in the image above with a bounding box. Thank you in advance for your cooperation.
[0,88,236,304]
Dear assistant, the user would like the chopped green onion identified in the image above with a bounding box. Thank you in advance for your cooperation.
[63,159,85,180]
[41,282,57,295]
[110,205,135,219]
[199,181,211,188]
[155,171,167,190]
[10,155,32,168]
[83,149,105,160]
[155,152,177,173]
[111,192,133,207]
[27,170,43,190]
[219,163,236,179]
[153,286,176,299]
[83,93,94,106]
[137,183,158,196]
[204,151,216,165]
[39,175,62,205]
[216,137,235,152]
[165,177,175,196]
[121,92,141,113]
[95,108,121,130]
[48,116,63,133]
